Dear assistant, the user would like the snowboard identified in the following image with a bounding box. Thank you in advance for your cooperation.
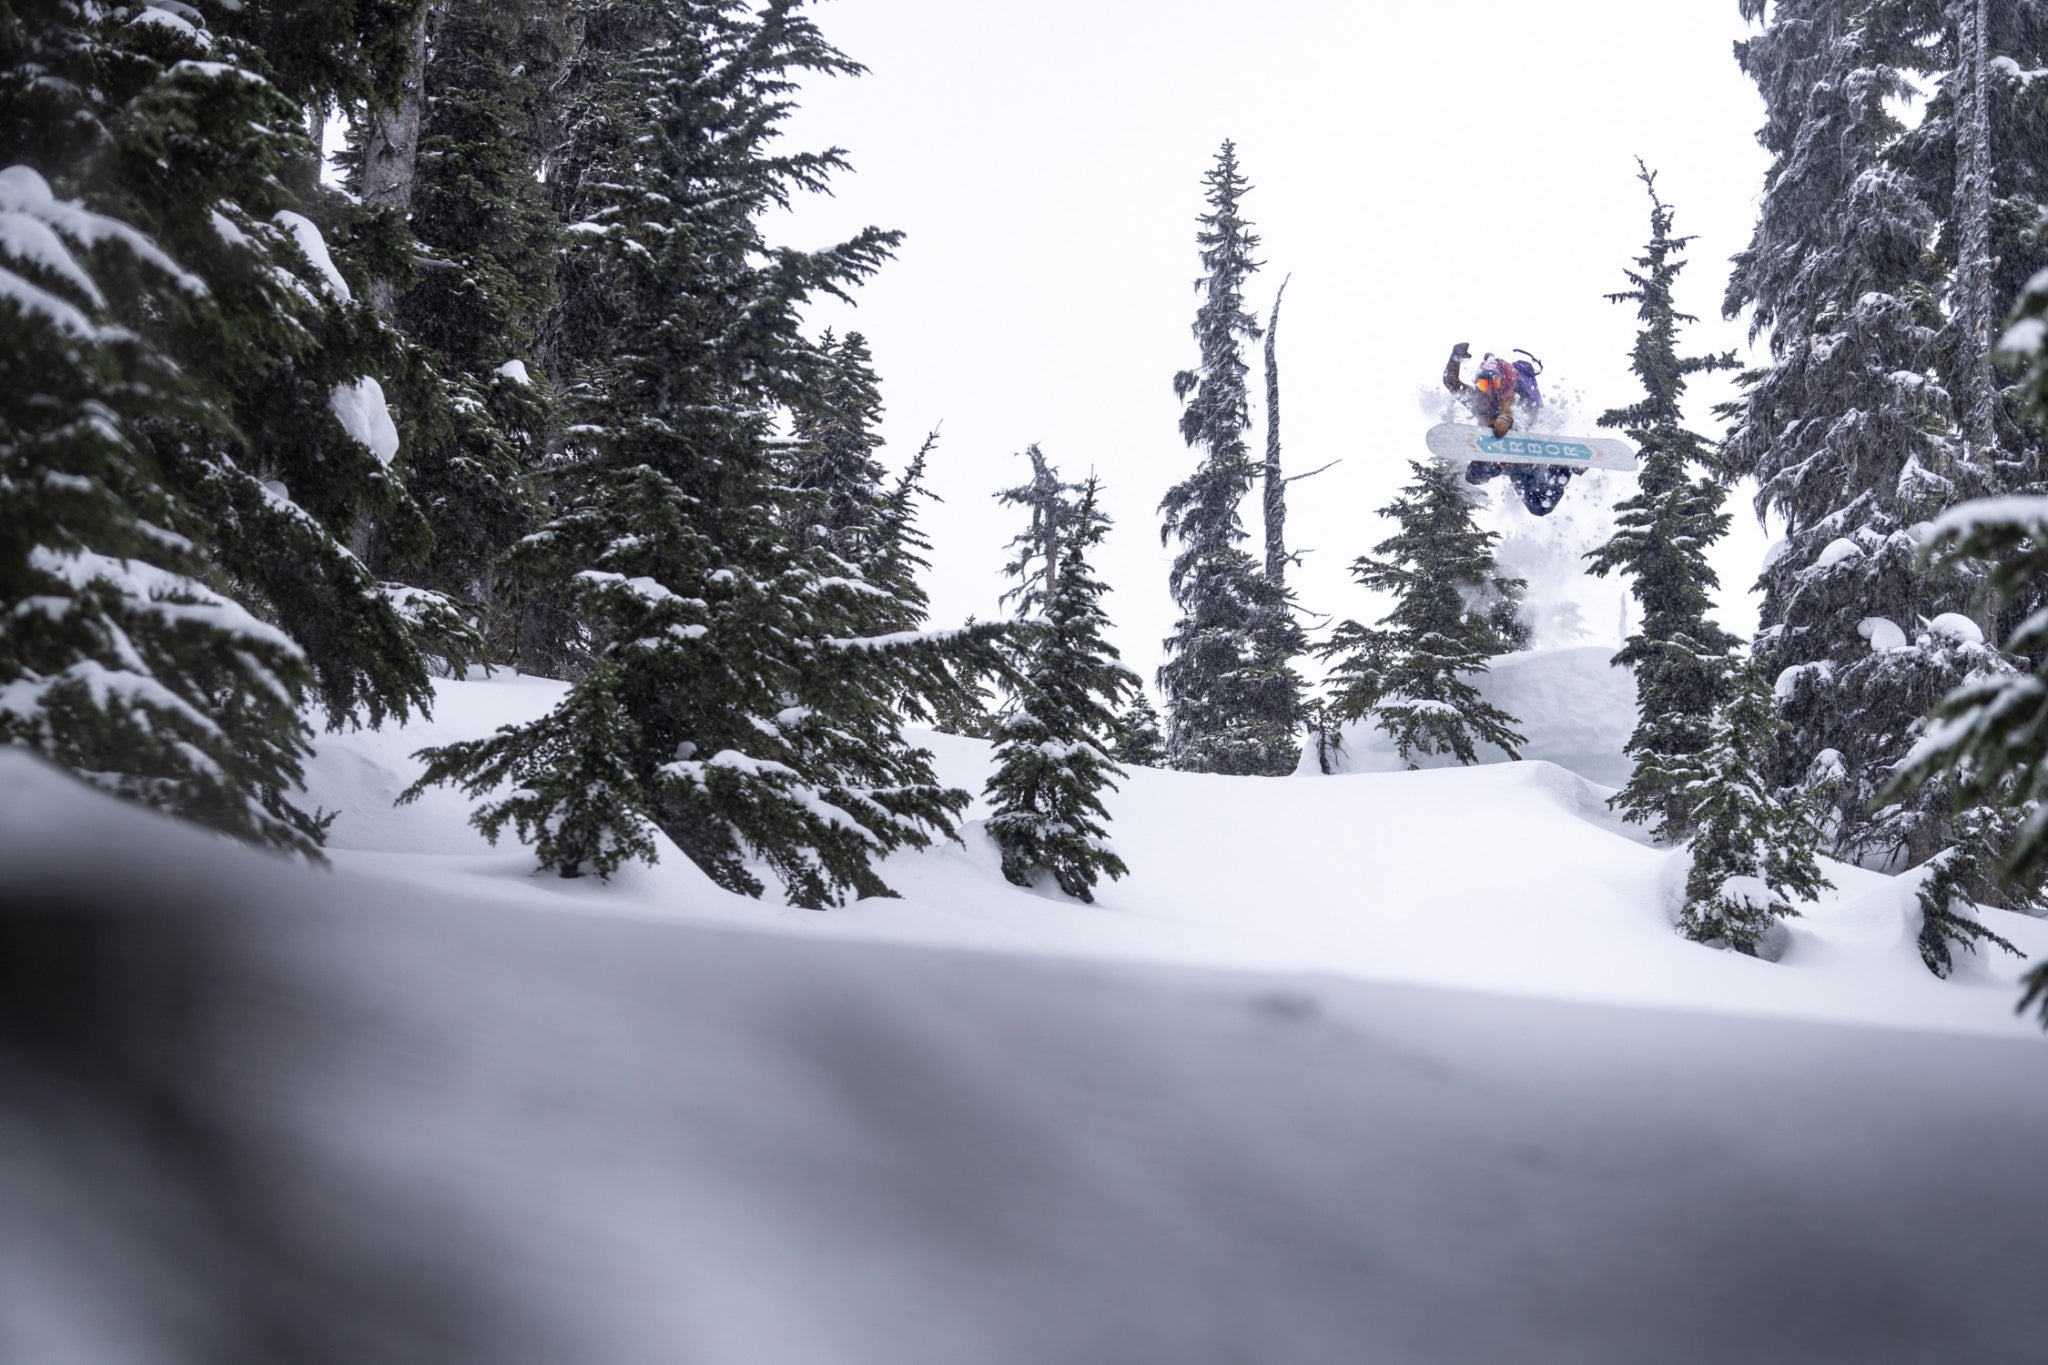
[1425,423,1639,473]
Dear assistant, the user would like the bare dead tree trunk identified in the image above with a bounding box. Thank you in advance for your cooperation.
[361,4,438,315]
[1262,275,1290,588]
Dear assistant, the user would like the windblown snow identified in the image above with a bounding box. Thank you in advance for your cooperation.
[6,645,2047,1363]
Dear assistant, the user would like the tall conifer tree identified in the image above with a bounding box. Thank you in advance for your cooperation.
[409,1,1000,908]
[1263,276,1292,587]
[1724,0,2029,965]
[1158,142,1305,776]
[788,330,888,561]
[1586,164,1741,841]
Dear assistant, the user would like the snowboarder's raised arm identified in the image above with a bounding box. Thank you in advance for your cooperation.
[1442,341,1472,393]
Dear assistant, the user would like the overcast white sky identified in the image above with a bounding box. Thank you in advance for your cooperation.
[775,1,1778,688]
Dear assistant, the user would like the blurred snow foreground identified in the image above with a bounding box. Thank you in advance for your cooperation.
[5,648,2048,1363]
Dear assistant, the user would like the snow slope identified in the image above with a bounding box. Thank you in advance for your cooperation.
[299,649,2048,1038]
[6,749,2048,1365]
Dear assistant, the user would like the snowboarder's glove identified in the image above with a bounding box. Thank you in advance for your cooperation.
[1443,343,1471,394]
[1492,416,1513,438]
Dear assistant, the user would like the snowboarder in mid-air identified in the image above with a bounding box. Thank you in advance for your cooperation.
[1441,342,1581,517]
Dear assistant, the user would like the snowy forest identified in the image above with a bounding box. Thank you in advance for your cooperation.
[7,2,2048,1361]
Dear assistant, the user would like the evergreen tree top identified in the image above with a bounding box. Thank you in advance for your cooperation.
[1600,160,1739,483]
[1171,139,1264,469]
[1726,2,1927,346]
[1192,140,1262,286]
[997,443,1083,620]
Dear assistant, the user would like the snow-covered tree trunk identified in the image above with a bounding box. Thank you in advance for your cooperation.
[1952,0,2000,472]
[362,3,437,314]
[1263,276,1289,589]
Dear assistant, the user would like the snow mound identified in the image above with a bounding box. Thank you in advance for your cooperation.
[1927,612,1985,645]
[1859,616,1909,652]
[272,209,350,301]
[285,664,2048,1039]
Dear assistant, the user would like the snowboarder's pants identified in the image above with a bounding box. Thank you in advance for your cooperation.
[1464,461,1575,517]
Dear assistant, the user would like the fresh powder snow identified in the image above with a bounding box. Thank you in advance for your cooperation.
[293,647,2047,1039]
[272,209,352,302]
[7,650,2048,1362]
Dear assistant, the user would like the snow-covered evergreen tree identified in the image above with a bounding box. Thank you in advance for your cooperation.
[0,163,322,854]
[402,659,656,880]
[1676,656,1831,956]
[986,478,1133,903]
[1586,164,1741,841]
[1724,0,2025,952]
[1892,0,2048,489]
[847,430,1005,736]
[372,0,563,652]
[0,0,441,853]
[1111,693,1168,768]
[1884,498,2048,997]
[1158,142,1305,776]
[788,330,888,561]
[410,1,999,907]
[1320,461,1525,768]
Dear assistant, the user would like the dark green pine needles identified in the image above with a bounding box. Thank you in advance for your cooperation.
[1320,460,1526,769]
[986,476,1134,903]
[1585,162,1740,843]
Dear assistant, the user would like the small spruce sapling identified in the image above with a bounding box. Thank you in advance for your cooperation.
[985,476,1134,902]
[401,661,658,881]
[1319,460,1526,768]
[1111,693,1168,768]
[1676,657,1830,955]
